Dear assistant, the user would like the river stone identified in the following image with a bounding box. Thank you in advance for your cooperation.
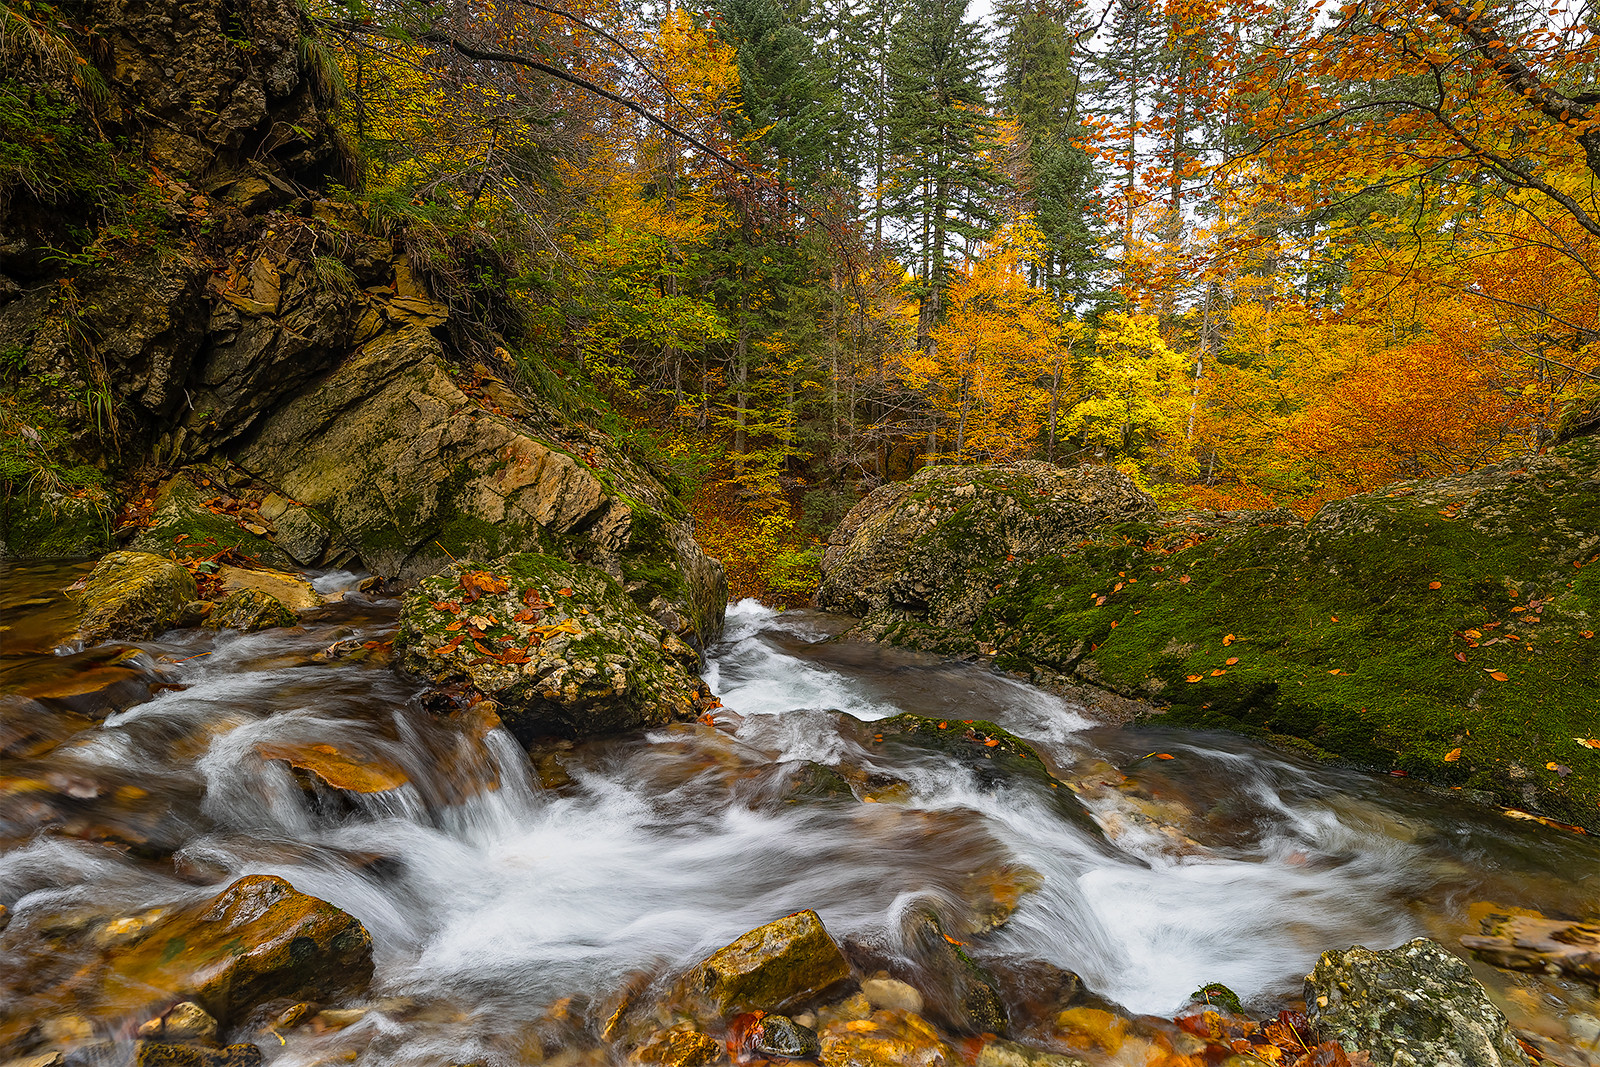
[816,462,1155,637]
[395,554,714,743]
[256,740,409,794]
[114,875,373,1023]
[1305,938,1530,1067]
[635,1029,723,1067]
[78,551,198,642]
[137,1001,219,1044]
[681,910,851,1018]
[904,912,1007,1036]
[976,1040,1090,1067]
[751,1015,822,1060]
[131,1042,263,1067]
[818,1009,950,1067]
[861,978,924,1015]
[205,589,295,632]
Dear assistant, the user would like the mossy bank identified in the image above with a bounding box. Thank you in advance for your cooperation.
[820,441,1600,830]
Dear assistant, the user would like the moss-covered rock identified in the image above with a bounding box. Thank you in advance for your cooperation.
[1306,938,1528,1067]
[823,442,1600,827]
[0,486,112,559]
[129,473,295,568]
[205,588,294,632]
[395,554,716,743]
[675,910,852,1020]
[816,462,1155,640]
[77,551,198,642]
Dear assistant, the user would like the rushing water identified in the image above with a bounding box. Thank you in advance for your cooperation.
[2,564,1599,1065]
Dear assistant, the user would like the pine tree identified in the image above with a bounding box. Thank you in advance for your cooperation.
[883,0,1004,350]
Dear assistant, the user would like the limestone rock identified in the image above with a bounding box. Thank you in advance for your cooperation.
[214,566,321,613]
[680,910,852,1019]
[1460,914,1600,982]
[861,979,924,1016]
[205,589,295,632]
[816,463,1155,636]
[129,474,294,569]
[1305,938,1530,1067]
[235,327,726,645]
[903,913,1006,1037]
[78,551,198,642]
[395,555,715,743]
[976,1040,1089,1067]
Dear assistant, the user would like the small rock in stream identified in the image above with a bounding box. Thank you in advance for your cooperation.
[1306,937,1530,1067]
[136,1002,219,1044]
[673,909,851,1019]
[747,1014,820,1060]
[77,552,197,642]
[860,978,924,1015]
[131,1042,263,1067]
[635,1029,722,1067]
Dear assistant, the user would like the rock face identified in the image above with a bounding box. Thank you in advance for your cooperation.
[206,589,295,631]
[395,555,715,743]
[235,327,725,646]
[1306,939,1529,1067]
[678,910,852,1019]
[816,462,1155,642]
[77,551,199,642]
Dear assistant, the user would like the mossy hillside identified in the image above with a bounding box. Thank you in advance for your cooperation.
[977,439,1600,828]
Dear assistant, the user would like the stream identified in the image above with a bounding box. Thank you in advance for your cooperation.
[3,561,1599,1066]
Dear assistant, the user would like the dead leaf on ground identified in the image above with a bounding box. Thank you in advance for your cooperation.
[1443,748,1462,762]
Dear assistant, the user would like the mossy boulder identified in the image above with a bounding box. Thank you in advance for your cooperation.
[1306,938,1529,1067]
[77,551,198,642]
[205,588,295,632]
[0,486,112,559]
[825,440,1600,828]
[234,327,725,647]
[394,554,715,743]
[816,462,1155,638]
[674,910,852,1020]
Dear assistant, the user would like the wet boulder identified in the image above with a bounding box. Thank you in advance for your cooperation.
[205,589,295,632]
[903,913,1007,1037]
[635,1028,724,1067]
[1461,913,1600,981]
[395,554,716,743]
[77,552,198,642]
[818,1007,952,1067]
[1306,938,1529,1067]
[816,463,1154,642]
[131,1042,263,1067]
[129,473,296,570]
[676,910,852,1020]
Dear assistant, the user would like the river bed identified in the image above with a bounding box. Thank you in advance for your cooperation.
[2,563,1598,1065]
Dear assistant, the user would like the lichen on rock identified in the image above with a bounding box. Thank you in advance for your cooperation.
[395,554,716,743]
[1306,938,1529,1067]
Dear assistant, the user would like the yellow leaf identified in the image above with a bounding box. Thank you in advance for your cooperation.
[1222,633,1235,646]
[1443,748,1462,762]
[1487,670,1509,681]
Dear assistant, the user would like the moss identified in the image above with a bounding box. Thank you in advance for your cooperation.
[974,440,1600,828]
[130,475,291,567]
[0,484,112,557]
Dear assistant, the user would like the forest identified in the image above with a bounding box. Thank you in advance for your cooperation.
[27,0,1600,599]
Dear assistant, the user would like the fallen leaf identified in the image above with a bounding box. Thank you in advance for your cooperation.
[1225,657,1239,666]
[1443,748,1462,762]
[431,636,463,655]
[1582,631,1595,639]
[1179,575,1191,584]
[1186,675,1203,683]
[1095,596,1107,606]
[429,600,462,614]
[1454,652,1467,662]
[1464,629,1482,639]
[1222,633,1235,645]
[1428,581,1442,590]
[459,571,511,601]
[1487,670,1509,681]
[1547,762,1572,777]
[1328,669,1342,675]
[1211,668,1227,677]
[1575,738,1600,749]
[1113,582,1124,593]
[1155,753,1175,760]
[557,587,574,597]
[982,738,1000,748]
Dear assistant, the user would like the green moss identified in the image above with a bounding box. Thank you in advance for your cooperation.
[975,441,1600,828]
[129,476,290,567]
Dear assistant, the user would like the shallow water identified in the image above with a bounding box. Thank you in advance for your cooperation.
[2,571,1598,1065]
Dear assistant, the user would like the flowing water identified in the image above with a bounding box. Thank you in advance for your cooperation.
[3,562,1599,1066]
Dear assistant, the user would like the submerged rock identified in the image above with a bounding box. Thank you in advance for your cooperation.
[903,913,1007,1037]
[1460,913,1600,982]
[743,1014,822,1060]
[256,740,410,794]
[676,910,852,1019]
[817,1008,951,1067]
[635,1029,723,1067]
[131,1042,263,1067]
[1306,938,1529,1067]
[816,462,1154,642]
[77,551,198,642]
[136,1002,218,1044]
[395,554,715,743]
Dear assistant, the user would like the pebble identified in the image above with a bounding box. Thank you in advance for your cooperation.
[1572,1014,1600,1049]
[861,978,924,1015]
[137,1001,219,1044]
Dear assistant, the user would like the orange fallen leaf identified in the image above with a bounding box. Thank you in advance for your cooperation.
[983,738,1000,747]
[1155,753,1175,760]
[1186,675,1203,683]
[1211,668,1227,677]
[1225,657,1239,666]
[1443,748,1462,762]
[1428,581,1442,590]
[1179,575,1191,584]
[1095,595,1107,606]
[1222,633,1235,646]
[1328,669,1341,675]
[1486,669,1509,681]
[1575,738,1600,749]
[1454,652,1468,662]
[1582,631,1595,639]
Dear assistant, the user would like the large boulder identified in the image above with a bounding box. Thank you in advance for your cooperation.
[1306,938,1529,1067]
[394,554,716,743]
[816,463,1155,642]
[77,551,198,642]
[235,327,725,646]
